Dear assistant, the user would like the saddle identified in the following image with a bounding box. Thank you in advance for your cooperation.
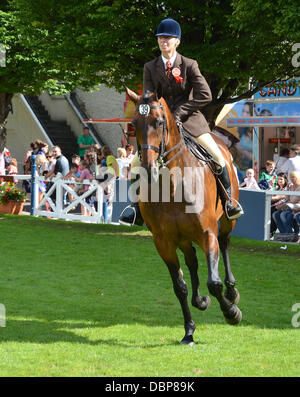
[177,123,219,174]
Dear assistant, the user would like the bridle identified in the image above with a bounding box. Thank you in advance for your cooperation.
[136,101,184,168]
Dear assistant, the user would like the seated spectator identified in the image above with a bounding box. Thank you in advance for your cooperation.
[259,160,277,190]
[295,210,300,232]
[240,168,260,190]
[272,170,300,242]
[270,173,288,236]
[116,147,130,180]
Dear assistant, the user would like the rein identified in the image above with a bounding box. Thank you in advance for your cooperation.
[137,102,184,168]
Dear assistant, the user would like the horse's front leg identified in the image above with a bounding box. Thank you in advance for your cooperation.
[180,243,211,311]
[218,217,240,305]
[204,231,242,325]
[154,236,195,345]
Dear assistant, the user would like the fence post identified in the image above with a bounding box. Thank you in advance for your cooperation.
[30,155,38,216]
[264,191,272,241]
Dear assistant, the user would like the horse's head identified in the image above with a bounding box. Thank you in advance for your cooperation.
[126,87,167,179]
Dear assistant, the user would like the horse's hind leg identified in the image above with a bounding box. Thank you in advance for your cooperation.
[203,231,242,325]
[179,243,210,311]
[154,237,196,345]
[218,216,240,305]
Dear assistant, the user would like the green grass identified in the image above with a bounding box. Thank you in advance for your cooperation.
[0,215,300,377]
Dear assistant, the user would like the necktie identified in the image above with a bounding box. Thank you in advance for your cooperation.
[165,61,172,79]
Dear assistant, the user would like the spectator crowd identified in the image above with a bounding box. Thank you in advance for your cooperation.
[239,145,300,242]
[0,127,136,224]
[1,130,300,240]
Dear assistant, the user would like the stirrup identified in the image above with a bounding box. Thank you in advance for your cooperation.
[225,198,244,221]
[119,205,137,226]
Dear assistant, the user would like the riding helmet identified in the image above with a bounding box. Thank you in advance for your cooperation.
[155,18,181,40]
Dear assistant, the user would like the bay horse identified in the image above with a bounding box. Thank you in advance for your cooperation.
[126,87,242,345]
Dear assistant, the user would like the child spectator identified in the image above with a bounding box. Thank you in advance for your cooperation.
[75,160,94,217]
[116,147,130,180]
[7,158,18,176]
[240,168,260,190]
[259,160,277,190]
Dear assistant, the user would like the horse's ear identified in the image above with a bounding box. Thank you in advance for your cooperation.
[125,87,139,104]
[155,82,163,101]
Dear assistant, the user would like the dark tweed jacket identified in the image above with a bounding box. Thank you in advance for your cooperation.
[143,53,212,137]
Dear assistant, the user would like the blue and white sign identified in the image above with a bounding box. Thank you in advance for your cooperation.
[253,78,300,100]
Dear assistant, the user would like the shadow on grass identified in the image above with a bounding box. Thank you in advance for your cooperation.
[1,214,298,348]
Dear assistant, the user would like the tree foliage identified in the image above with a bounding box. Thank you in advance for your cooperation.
[1,0,300,129]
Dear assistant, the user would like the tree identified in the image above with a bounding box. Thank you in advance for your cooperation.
[1,0,300,148]
[16,0,300,126]
[0,0,103,148]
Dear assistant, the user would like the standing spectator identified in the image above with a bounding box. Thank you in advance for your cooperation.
[77,127,95,159]
[45,146,69,178]
[275,148,290,175]
[125,143,135,163]
[281,144,300,177]
[7,158,18,184]
[44,146,69,208]
[45,150,56,174]
[0,150,5,176]
[97,146,119,223]
[84,150,97,177]
[75,159,94,217]
[259,160,277,190]
[116,147,130,180]
[3,147,12,173]
[23,142,35,171]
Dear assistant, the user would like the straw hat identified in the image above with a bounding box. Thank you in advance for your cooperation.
[214,105,240,142]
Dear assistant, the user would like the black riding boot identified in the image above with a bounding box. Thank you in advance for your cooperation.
[119,176,144,226]
[217,166,243,221]
[119,201,144,226]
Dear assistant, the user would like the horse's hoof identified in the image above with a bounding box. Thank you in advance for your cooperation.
[224,288,240,305]
[225,306,242,325]
[192,295,211,311]
[180,335,194,346]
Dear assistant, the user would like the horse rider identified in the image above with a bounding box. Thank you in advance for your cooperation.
[119,18,243,225]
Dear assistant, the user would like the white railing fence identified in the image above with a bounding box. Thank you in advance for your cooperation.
[5,174,300,236]
[11,174,105,223]
[34,176,104,223]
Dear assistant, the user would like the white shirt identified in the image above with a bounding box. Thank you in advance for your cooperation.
[281,156,300,176]
[275,156,288,174]
[161,52,177,69]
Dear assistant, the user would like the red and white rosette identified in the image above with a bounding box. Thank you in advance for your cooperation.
[172,68,183,83]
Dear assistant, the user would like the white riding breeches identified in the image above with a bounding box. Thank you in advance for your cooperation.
[194,133,225,168]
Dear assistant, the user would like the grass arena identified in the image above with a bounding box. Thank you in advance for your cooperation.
[0,215,300,377]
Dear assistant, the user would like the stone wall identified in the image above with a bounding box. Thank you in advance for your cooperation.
[75,86,126,156]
